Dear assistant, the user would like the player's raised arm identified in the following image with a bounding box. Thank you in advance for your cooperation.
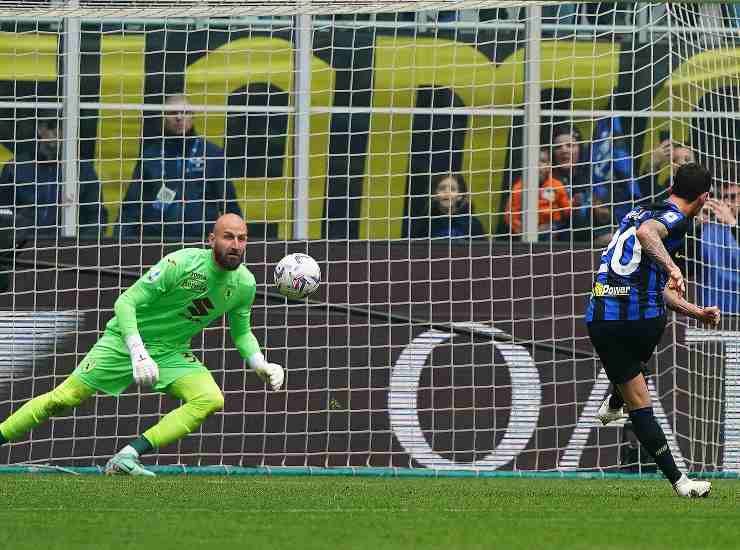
[113,255,180,386]
[636,218,686,296]
[227,287,284,391]
[662,286,721,327]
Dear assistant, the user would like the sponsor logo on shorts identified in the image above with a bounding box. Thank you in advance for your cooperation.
[592,282,631,298]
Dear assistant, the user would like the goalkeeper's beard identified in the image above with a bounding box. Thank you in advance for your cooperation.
[213,247,243,270]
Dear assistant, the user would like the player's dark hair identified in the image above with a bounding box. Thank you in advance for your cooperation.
[671,162,712,202]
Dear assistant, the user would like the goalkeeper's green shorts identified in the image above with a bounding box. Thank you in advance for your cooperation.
[73,333,210,396]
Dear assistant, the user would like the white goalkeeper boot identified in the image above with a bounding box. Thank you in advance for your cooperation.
[673,474,711,498]
[105,448,156,477]
[597,394,627,426]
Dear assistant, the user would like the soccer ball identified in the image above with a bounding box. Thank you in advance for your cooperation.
[274,253,321,300]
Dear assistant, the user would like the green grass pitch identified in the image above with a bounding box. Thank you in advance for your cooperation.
[1,475,739,550]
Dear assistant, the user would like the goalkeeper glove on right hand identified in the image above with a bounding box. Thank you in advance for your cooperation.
[126,334,159,387]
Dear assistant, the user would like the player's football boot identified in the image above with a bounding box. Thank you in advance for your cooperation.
[105,451,156,477]
[597,394,627,426]
[673,474,711,498]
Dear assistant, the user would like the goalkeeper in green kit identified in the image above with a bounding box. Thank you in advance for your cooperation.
[0,213,284,476]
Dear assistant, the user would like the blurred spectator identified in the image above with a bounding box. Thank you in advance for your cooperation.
[410,173,484,239]
[0,117,107,237]
[550,126,591,241]
[637,135,695,203]
[695,176,740,315]
[504,148,571,240]
[590,116,640,246]
[119,95,242,240]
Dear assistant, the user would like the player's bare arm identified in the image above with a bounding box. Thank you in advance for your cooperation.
[636,218,685,296]
[662,287,721,327]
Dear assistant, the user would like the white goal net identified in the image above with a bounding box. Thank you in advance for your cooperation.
[0,0,738,475]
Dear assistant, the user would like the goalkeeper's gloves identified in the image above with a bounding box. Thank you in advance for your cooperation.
[126,334,159,387]
[248,352,284,391]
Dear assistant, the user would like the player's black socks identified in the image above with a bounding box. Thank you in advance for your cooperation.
[628,407,682,484]
[129,435,153,456]
[609,390,624,410]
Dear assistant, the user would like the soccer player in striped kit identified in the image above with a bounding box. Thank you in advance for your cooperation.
[0,213,284,476]
[585,163,720,497]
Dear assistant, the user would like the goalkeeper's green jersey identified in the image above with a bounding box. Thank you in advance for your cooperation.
[105,247,261,359]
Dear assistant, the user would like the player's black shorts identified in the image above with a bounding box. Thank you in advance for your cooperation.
[586,316,667,385]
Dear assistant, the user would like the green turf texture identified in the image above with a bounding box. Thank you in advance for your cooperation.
[1,475,737,550]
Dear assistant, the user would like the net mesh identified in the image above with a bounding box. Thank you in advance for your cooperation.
[0,1,737,474]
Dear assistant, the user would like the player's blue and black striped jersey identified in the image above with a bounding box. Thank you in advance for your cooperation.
[585,201,690,322]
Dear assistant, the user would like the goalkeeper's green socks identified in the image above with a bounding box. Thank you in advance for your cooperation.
[0,429,7,445]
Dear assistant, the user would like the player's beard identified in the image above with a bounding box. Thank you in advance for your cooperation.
[215,246,243,270]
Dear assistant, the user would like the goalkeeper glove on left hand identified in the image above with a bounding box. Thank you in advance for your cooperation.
[248,352,285,391]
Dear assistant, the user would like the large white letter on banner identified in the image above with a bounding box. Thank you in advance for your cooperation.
[388,322,540,470]
[557,369,687,470]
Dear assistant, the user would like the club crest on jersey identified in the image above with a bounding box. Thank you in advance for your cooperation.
[224,287,233,300]
[147,268,162,282]
[592,282,631,298]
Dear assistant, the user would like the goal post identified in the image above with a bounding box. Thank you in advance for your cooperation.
[0,0,737,475]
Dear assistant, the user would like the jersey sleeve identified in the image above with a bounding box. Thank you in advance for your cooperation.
[113,252,183,339]
[651,208,686,234]
[227,272,261,361]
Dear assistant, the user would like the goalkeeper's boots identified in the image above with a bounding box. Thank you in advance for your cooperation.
[105,450,156,477]
[597,394,627,426]
[673,474,711,498]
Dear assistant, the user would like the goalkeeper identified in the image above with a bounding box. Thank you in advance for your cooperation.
[0,213,284,476]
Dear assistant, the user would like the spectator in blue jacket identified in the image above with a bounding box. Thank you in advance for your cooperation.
[0,117,107,236]
[696,179,740,315]
[119,95,242,240]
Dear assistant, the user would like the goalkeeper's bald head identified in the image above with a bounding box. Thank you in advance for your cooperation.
[209,214,247,270]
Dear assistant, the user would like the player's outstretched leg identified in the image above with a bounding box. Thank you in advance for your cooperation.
[0,375,94,446]
[618,374,710,498]
[106,372,224,477]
